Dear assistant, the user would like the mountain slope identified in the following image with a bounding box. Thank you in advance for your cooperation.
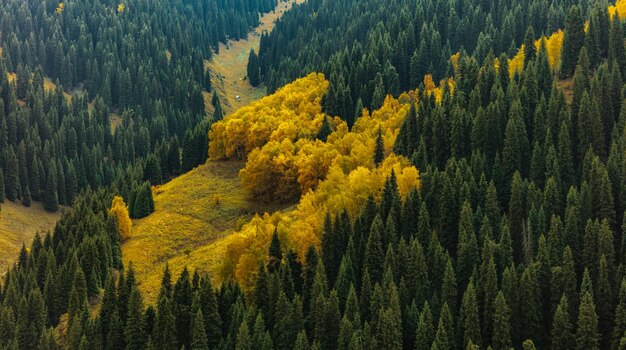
[122,160,289,302]
[0,202,61,270]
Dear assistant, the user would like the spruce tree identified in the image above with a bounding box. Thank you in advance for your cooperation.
[459,280,481,348]
[561,6,586,78]
[374,128,385,166]
[552,295,574,350]
[492,291,511,350]
[576,292,600,350]
[414,302,434,350]
[125,287,146,350]
[247,49,260,87]
[191,309,209,350]
[523,26,536,67]
[613,279,626,350]
[268,229,282,273]
[43,168,58,212]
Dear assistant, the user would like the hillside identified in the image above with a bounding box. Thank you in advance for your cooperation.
[5,0,626,349]
[0,201,61,270]
[122,160,289,302]
[206,0,304,115]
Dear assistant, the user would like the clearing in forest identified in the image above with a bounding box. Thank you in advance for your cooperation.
[122,161,289,303]
[0,201,62,271]
[206,0,304,116]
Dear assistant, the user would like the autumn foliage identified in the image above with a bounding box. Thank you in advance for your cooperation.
[609,0,626,19]
[508,30,564,78]
[109,196,132,241]
[208,73,421,293]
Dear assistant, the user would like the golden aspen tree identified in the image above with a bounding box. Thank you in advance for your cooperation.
[109,196,132,241]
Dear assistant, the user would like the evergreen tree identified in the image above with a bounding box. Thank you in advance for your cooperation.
[576,292,600,350]
[374,128,385,166]
[459,280,481,348]
[191,309,209,350]
[561,6,586,78]
[125,287,146,350]
[492,291,511,350]
[552,295,574,350]
[248,49,261,87]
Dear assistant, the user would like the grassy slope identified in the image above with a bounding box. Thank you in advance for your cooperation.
[205,0,303,115]
[0,201,61,271]
[123,161,288,303]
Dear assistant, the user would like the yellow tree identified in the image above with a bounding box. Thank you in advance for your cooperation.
[109,196,132,241]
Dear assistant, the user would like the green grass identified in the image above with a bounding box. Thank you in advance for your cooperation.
[122,160,288,303]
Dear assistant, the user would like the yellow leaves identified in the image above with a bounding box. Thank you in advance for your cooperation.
[295,140,338,193]
[544,30,564,69]
[422,75,454,103]
[55,3,64,14]
[609,0,626,19]
[397,165,420,198]
[213,73,422,295]
[220,212,279,294]
[208,73,328,160]
[239,139,299,202]
[109,196,132,241]
[507,30,564,79]
[509,45,526,79]
[117,3,125,13]
[450,52,461,73]
[423,74,437,91]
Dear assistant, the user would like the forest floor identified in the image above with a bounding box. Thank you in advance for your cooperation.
[123,161,290,303]
[205,0,304,116]
[0,201,62,271]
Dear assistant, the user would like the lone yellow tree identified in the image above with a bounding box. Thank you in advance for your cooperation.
[109,196,132,241]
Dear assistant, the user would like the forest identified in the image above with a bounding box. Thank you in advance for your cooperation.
[4,0,626,349]
[0,0,276,214]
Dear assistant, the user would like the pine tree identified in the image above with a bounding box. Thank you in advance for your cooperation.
[613,279,626,350]
[247,49,261,87]
[576,292,600,350]
[457,201,478,291]
[364,214,385,283]
[459,280,481,348]
[125,287,146,350]
[43,167,58,212]
[552,295,574,350]
[267,230,283,274]
[503,101,530,181]
[191,309,209,350]
[609,13,626,76]
[317,116,333,142]
[236,321,252,350]
[492,291,511,350]
[561,6,586,78]
[374,128,385,166]
[154,296,177,350]
[414,301,434,350]
[523,26,536,67]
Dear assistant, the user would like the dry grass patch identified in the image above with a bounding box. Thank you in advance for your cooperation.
[0,201,61,271]
[122,160,288,303]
